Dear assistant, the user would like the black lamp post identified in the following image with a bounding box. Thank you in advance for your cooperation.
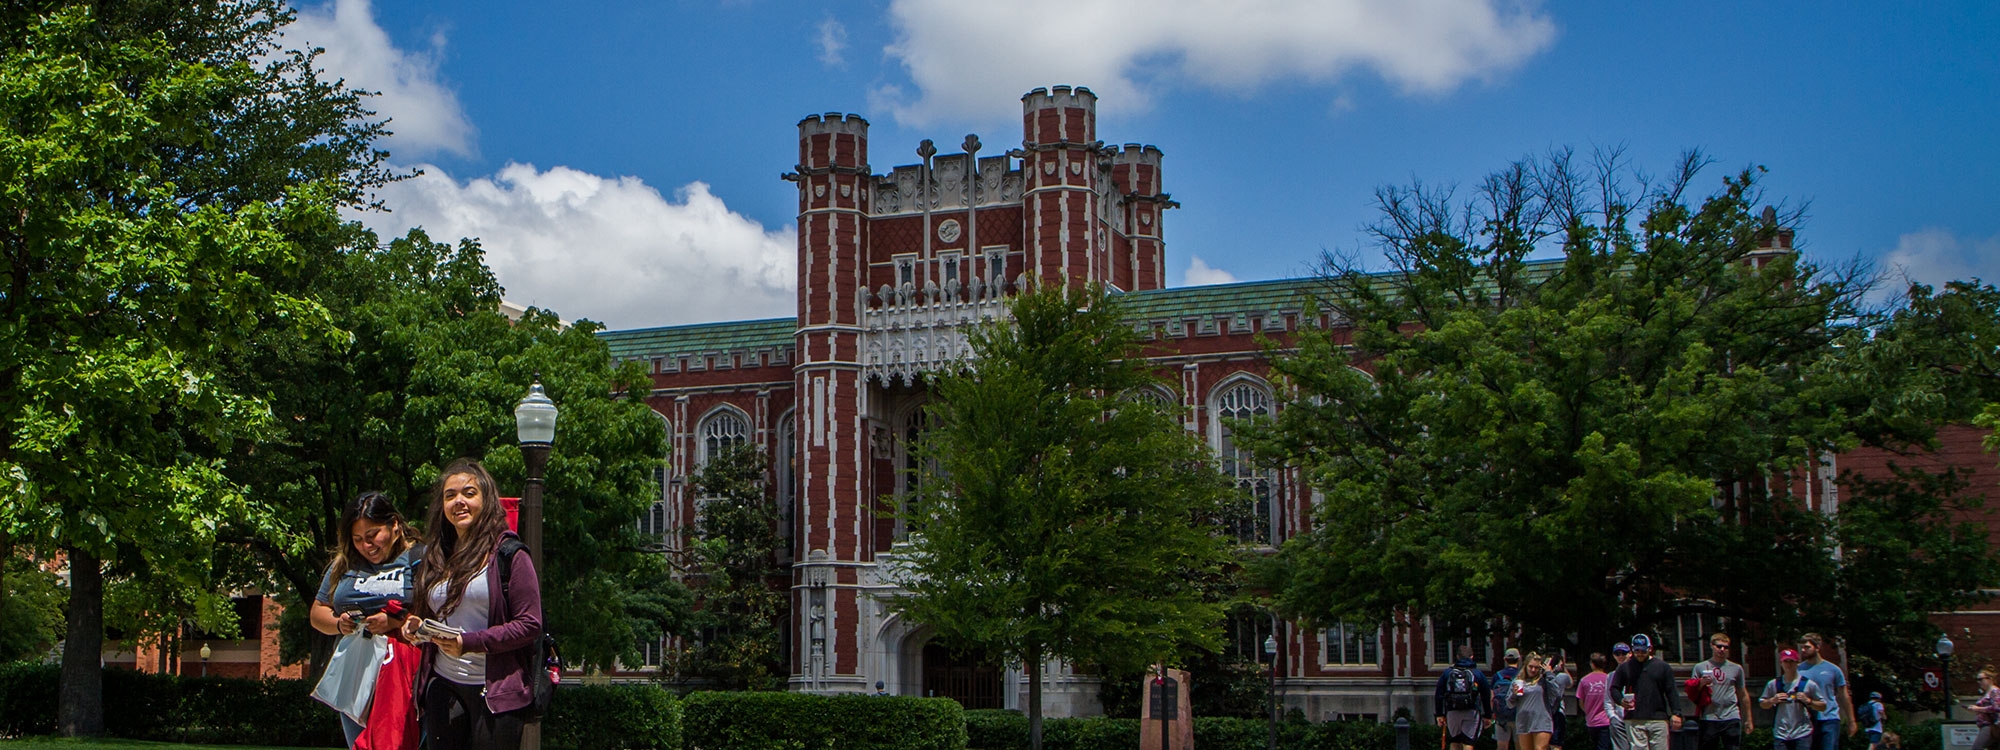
[514,378,558,564]
[1265,632,1280,750]
[1938,633,1956,721]
[199,643,210,677]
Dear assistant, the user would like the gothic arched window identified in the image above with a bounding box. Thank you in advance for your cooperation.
[1213,379,1276,546]
[698,408,750,469]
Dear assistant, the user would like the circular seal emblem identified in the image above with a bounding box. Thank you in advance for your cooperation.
[937,219,963,244]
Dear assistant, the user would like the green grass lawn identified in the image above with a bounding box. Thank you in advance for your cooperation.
[0,739,336,750]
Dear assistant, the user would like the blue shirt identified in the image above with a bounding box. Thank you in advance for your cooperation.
[316,545,422,614]
[1796,659,1847,722]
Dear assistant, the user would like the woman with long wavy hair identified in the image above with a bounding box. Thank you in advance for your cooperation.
[405,458,542,750]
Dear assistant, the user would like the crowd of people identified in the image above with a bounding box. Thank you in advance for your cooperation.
[307,458,546,750]
[1434,632,1896,750]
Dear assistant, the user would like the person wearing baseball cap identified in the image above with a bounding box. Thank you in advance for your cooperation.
[1607,634,1683,750]
[1607,643,1633,750]
[1760,649,1825,750]
[1494,648,1524,750]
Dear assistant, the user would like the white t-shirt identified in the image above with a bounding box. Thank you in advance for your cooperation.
[427,566,490,686]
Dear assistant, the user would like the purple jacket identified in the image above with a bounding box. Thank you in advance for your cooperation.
[418,531,544,714]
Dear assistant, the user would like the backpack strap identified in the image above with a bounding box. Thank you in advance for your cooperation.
[498,537,526,593]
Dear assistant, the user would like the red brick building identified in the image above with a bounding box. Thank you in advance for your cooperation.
[598,87,1999,718]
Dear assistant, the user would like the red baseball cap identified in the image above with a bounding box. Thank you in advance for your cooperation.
[1780,649,1801,662]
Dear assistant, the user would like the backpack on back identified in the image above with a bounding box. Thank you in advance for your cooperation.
[1856,700,1879,726]
[498,538,561,720]
[1443,667,1481,711]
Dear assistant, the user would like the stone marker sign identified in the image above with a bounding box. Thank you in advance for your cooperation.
[1141,667,1193,750]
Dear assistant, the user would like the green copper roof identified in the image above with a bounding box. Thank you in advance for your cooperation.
[1117,277,1321,320]
[594,259,1571,358]
[599,317,794,360]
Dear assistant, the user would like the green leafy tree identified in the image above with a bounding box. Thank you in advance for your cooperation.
[673,442,786,690]
[895,284,1233,750]
[0,550,66,663]
[1239,151,2000,657]
[0,0,390,733]
[219,229,693,676]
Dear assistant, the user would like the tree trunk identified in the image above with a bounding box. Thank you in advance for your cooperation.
[1028,644,1044,750]
[60,545,104,737]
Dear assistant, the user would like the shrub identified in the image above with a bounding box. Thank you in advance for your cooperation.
[683,690,966,750]
[0,662,58,737]
[0,663,344,746]
[965,709,1028,750]
[1040,717,1138,750]
[543,683,682,750]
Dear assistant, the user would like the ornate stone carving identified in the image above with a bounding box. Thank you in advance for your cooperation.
[858,282,1013,386]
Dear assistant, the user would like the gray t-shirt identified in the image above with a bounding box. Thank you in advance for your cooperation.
[1691,659,1745,721]
[1762,676,1823,740]
[1551,672,1575,715]
[427,566,490,686]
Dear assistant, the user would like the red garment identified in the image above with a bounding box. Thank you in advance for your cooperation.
[356,637,422,750]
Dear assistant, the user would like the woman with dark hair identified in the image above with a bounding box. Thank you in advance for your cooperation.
[310,491,421,748]
[405,458,543,750]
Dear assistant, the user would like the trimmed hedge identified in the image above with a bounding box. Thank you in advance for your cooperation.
[543,683,682,750]
[0,661,343,746]
[965,714,1440,750]
[683,691,966,750]
[1,662,682,749]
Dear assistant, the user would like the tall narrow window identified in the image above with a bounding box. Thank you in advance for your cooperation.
[895,256,917,290]
[637,415,672,546]
[777,411,797,548]
[939,252,961,289]
[1214,381,1276,545]
[984,247,1007,286]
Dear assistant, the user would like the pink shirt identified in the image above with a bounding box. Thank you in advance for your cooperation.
[1579,671,1611,728]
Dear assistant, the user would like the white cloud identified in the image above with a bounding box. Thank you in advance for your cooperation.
[364,164,796,330]
[1183,255,1240,286]
[877,0,1558,125]
[287,0,474,158]
[818,18,849,67]
[1878,228,2000,298]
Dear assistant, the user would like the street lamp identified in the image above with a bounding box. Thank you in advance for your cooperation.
[514,377,558,563]
[1265,632,1279,750]
[199,643,211,678]
[1938,633,1956,720]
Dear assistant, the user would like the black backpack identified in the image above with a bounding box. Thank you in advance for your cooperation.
[498,538,561,720]
[1443,666,1482,711]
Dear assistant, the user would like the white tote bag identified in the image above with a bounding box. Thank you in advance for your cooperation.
[312,630,389,727]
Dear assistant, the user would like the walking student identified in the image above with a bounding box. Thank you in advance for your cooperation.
[407,458,545,750]
[1436,645,1492,750]
[1760,649,1825,750]
[1692,633,1753,750]
[1495,648,1523,750]
[1966,668,2000,750]
[1608,644,1633,750]
[1579,653,1614,750]
[309,492,422,749]
[1550,651,1574,749]
[1797,634,1855,750]
[1510,653,1566,750]
[1859,691,1885,750]
[1608,634,1681,750]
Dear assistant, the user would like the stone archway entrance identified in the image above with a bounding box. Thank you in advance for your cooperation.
[921,641,1004,709]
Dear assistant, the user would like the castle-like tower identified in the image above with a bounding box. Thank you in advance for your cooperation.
[784,87,1171,703]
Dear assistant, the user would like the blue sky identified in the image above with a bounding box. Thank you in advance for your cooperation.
[298,1,2000,330]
